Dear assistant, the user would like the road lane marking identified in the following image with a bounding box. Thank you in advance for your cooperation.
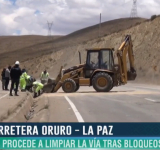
[145,98,157,102]
[129,95,158,103]
[0,93,8,100]
[64,96,97,150]
[64,96,84,122]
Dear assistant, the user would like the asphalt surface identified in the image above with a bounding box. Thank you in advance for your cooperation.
[47,82,160,122]
[0,82,9,100]
[1,81,160,122]
[0,82,160,150]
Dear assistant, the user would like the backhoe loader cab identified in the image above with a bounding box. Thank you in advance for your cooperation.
[47,35,137,93]
[85,48,114,78]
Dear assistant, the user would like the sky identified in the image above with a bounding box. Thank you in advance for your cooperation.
[0,0,159,36]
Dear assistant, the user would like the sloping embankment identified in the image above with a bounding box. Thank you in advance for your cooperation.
[2,93,49,122]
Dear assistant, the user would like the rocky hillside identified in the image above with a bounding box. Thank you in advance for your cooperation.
[22,16,160,85]
[0,18,145,69]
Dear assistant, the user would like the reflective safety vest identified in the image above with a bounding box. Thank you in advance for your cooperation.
[41,72,49,80]
[33,81,43,87]
[26,75,32,85]
[20,72,28,80]
[26,75,30,80]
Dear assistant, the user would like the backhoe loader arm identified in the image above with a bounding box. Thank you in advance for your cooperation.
[117,35,137,84]
[51,66,63,92]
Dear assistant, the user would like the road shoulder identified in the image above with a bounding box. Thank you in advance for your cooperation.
[47,94,78,122]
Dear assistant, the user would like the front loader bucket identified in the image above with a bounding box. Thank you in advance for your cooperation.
[127,71,137,80]
[43,83,55,93]
[42,78,56,93]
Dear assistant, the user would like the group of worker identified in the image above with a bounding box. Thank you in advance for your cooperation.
[1,61,50,98]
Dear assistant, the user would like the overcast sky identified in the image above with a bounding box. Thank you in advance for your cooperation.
[0,0,159,35]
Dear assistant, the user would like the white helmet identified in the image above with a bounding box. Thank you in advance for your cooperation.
[15,61,20,65]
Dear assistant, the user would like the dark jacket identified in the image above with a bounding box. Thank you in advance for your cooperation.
[10,65,22,80]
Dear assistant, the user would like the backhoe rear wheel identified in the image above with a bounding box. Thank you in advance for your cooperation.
[62,78,76,93]
[92,72,113,92]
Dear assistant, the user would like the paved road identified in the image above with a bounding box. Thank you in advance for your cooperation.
[1,81,160,122]
[46,83,160,122]
[0,82,159,150]
[0,82,9,100]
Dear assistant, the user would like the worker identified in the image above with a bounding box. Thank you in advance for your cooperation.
[5,66,11,90]
[40,70,49,84]
[26,75,35,91]
[10,61,22,96]
[32,81,44,98]
[20,70,28,92]
[1,68,6,90]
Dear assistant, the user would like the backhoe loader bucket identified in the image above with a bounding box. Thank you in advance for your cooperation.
[127,71,137,80]
[42,78,56,93]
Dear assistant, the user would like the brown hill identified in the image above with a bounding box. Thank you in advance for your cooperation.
[20,16,160,85]
[0,17,145,69]
[0,35,61,54]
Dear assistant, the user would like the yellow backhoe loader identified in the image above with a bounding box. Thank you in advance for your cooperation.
[43,35,137,93]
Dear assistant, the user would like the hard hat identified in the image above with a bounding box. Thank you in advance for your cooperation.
[15,61,20,65]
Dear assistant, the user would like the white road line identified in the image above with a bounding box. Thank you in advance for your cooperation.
[65,96,98,150]
[145,98,157,102]
[64,96,84,122]
[125,95,158,103]
[0,93,8,100]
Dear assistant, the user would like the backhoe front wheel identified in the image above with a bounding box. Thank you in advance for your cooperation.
[92,72,113,92]
[62,78,76,93]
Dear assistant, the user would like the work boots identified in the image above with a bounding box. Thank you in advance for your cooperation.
[15,93,19,96]
[9,93,19,96]
[33,93,37,98]
[10,93,13,96]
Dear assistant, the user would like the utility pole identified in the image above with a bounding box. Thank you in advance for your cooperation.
[130,0,138,18]
[47,21,53,36]
[47,21,54,50]
[99,13,101,38]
